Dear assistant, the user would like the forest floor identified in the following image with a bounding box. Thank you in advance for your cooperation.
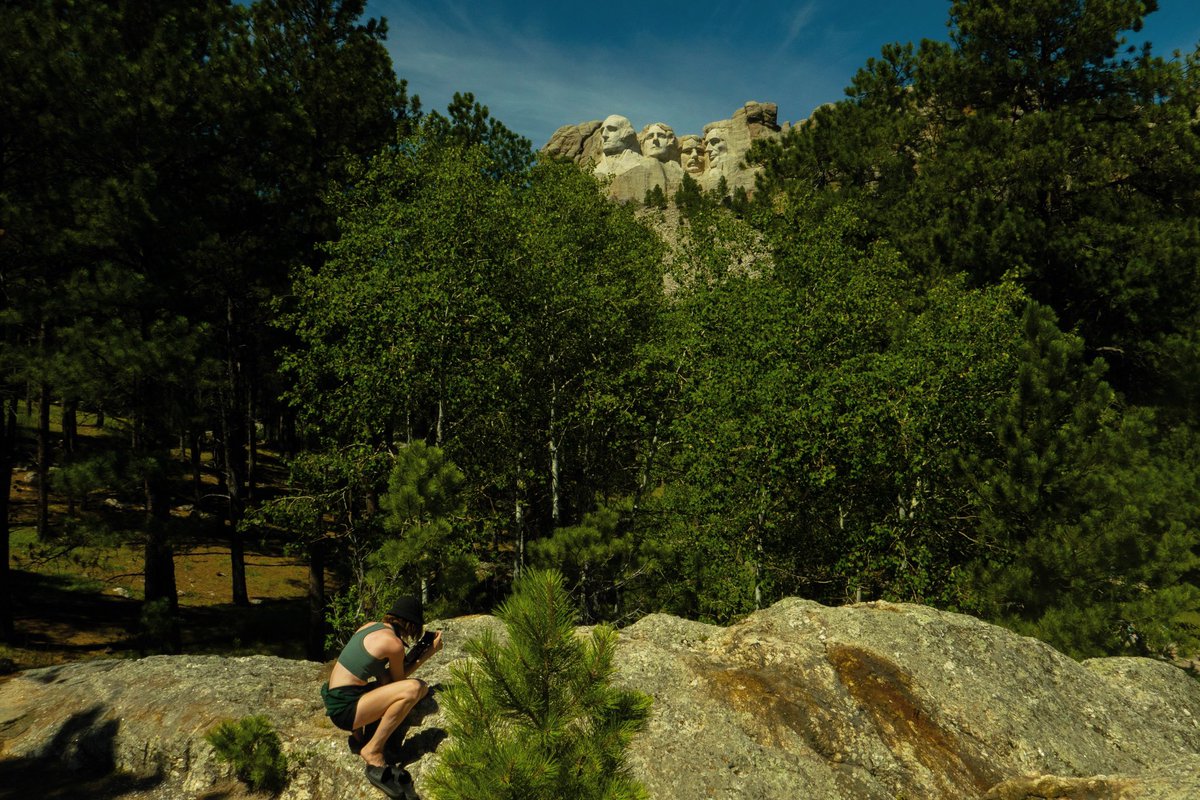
[2,408,323,675]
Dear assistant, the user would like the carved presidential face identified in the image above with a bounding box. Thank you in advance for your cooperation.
[703,126,729,169]
[600,115,638,156]
[640,123,677,162]
[679,135,706,175]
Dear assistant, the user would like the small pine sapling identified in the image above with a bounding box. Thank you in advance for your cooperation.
[428,569,652,800]
[205,715,289,794]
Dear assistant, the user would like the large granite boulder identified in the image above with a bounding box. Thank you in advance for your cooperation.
[542,119,602,166]
[2,600,1199,799]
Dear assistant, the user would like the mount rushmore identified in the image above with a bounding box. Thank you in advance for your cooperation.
[542,101,786,203]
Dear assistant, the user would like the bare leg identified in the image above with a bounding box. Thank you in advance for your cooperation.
[351,679,428,767]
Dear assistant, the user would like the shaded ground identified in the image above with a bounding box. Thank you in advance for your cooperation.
[5,551,319,671]
[2,408,325,673]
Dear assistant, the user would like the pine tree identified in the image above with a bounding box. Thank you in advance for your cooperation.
[530,505,642,624]
[752,0,1200,406]
[964,304,1200,657]
[371,442,475,618]
[428,570,651,800]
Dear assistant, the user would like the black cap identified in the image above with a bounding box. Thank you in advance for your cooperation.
[387,596,423,629]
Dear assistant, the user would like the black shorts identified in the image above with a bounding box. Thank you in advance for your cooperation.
[320,682,376,731]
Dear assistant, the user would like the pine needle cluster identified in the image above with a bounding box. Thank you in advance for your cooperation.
[428,569,652,800]
[204,715,289,794]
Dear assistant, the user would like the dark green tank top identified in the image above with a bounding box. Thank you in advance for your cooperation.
[337,622,391,681]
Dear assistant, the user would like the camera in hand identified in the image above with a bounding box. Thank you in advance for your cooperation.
[403,630,437,667]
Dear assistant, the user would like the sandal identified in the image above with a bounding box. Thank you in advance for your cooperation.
[364,764,406,798]
[393,768,418,800]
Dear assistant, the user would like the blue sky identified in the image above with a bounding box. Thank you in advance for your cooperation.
[369,0,1200,147]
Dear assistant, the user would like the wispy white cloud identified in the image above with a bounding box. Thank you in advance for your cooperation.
[370,0,1200,146]
[370,1,986,145]
[775,2,819,58]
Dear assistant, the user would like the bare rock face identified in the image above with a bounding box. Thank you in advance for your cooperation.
[543,101,783,204]
[617,600,1200,799]
[542,119,601,165]
[2,600,1199,799]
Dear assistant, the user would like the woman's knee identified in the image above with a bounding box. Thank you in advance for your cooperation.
[397,679,427,704]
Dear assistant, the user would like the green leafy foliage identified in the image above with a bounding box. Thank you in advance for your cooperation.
[530,504,646,624]
[0,0,411,638]
[963,305,1200,657]
[7,0,1199,667]
[643,185,668,209]
[246,444,391,649]
[735,0,1200,656]
[752,0,1200,410]
[646,194,1028,620]
[281,120,665,593]
[422,91,534,179]
[205,715,289,794]
[427,569,651,800]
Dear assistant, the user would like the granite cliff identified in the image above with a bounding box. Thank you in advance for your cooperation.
[543,101,785,203]
[2,598,1199,799]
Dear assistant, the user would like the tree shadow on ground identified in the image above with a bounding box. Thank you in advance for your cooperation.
[0,707,163,800]
[8,570,141,657]
[180,596,309,659]
[5,569,314,668]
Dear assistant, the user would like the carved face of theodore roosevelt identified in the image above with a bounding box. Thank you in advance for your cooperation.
[600,115,638,156]
[640,123,677,163]
[679,135,706,175]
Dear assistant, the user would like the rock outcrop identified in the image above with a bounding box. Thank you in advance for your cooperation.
[543,101,783,203]
[2,600,1199,799]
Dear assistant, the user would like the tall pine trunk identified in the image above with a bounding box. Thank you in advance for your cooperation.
[0,397,16,642]
[137,369,181,653]
[143,472,181,652]
[306,538,326,661]
[190,428,202,503]
[221,408,249,607]
[223,297,249,606]
[36,381,50,539]
[62,397,77,517]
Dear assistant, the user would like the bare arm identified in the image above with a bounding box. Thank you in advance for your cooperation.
[392,631,443,681]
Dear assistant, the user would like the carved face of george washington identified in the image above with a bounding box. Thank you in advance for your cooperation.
[600,115,638,156]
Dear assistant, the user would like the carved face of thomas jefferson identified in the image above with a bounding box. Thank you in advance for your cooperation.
[640,122,678,163]
[600,115,638,156]
[679,135,706,175]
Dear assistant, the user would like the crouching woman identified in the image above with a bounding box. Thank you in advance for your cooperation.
[320,597,442,790]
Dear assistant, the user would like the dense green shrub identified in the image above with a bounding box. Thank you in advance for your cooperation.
[205,715,289,794]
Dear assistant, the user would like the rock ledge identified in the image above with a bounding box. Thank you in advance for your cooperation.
[2,600,1198,799]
